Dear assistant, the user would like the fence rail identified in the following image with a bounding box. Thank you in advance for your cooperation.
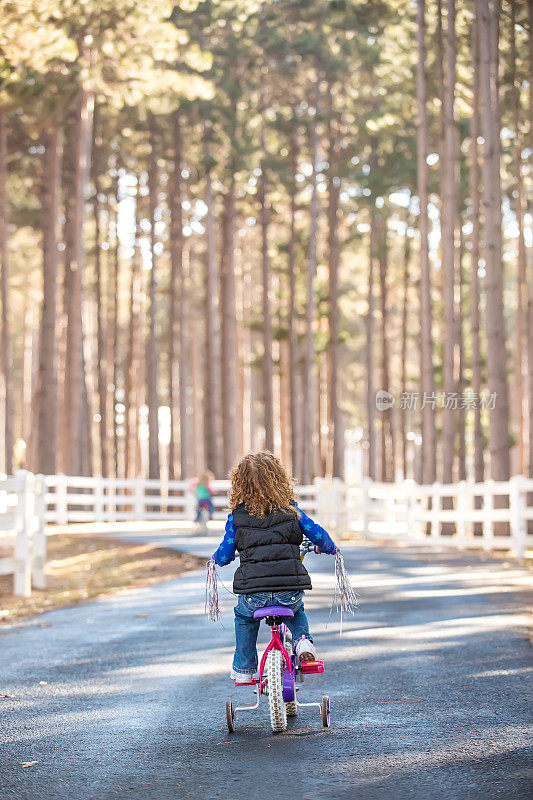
[42,474,319,524]
[1,472,532,597]
[343,475,533,558]
[41,472,533,557]
[0,472,46,596]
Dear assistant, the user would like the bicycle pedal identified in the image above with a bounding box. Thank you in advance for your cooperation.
[300,660,325,674]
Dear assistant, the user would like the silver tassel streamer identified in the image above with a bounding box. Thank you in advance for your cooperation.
[331,548,359,637]
[205,557,220,623]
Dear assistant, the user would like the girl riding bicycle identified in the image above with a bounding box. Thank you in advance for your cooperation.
[193,471,215,523]
[210,451,338,684]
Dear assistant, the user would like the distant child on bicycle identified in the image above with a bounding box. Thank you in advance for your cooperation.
[210,451,337,683]
[193,471,215,522]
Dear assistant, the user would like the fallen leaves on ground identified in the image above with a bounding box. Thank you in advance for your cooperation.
[0,534,203,625]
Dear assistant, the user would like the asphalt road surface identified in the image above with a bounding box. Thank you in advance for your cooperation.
[1,528,532,800]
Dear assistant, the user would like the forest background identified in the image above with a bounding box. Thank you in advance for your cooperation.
[0,0,530,489]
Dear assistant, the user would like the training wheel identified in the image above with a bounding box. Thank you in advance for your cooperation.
[226,700,235,733]
[321,695,330,728]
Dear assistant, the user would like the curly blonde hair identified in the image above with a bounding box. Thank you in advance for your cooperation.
[228,451,298,518]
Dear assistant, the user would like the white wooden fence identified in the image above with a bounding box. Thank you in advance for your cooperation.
[342,475,533,558]
[41,472,533,557]
[1,472,532,596]
[42,475,319,523]
[0,471,46,596]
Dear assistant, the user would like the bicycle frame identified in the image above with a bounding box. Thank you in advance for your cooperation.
[233,622,289,714]
[258,624,292,683]
[232,621,323,716]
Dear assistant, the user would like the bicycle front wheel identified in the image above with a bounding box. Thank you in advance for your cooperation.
[267,649,287,733]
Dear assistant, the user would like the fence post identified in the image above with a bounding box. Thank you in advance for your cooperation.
[313,477,322,518]
[332,478,345,535]
[185,484,196,521]
[362,477,371,537]
[509,474,526,559]
[31,474,47,589]
[94,476,105,523]
[431,482,441,541]
[483,479,494,552]
[314,477,329,524]
[109,479,116,523]
[56,473,68,525]
[13,470,32,597]
[134,477,144,520]
[456,480,467,550]
[404,479,416,541]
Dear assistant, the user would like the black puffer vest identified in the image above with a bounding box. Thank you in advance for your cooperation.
[232,504,312,595]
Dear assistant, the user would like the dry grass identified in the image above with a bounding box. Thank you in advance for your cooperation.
[0,534,203,625]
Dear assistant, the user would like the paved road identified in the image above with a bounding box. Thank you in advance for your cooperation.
[1,529,532,800]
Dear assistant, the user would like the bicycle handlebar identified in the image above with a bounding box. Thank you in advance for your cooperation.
[300,538,323,557]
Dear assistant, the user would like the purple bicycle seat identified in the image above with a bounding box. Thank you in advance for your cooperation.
[253,605,294,620]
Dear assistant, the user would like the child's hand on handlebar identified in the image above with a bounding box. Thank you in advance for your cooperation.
[300,538,337,557]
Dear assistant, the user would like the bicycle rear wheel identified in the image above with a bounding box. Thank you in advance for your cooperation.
[267,649,287,732]
[197,507,209,534]
[284,636,297,717]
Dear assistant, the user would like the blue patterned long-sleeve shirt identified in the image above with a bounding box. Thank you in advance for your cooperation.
[212,504,336,567]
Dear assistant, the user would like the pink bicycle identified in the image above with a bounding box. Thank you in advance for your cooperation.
[225,603,330,733]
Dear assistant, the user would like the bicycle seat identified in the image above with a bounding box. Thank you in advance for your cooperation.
[253,605,294,620]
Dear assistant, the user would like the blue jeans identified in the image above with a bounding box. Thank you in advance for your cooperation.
[232,590,313,675]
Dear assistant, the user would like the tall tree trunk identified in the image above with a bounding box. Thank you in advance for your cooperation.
[22,302,39,469]
[529,290,533,483]
[457,224,467,481]
[378,223,394,482]
[302,72,320,484]
[416,0,437,483]
[526,0,533,488]
[287,132,300,479]
[436,0,445,170]
[470,18,485,484]
[318,343,328,476]
[258,119,274,454]
[435,0,446,356]
[326,87,343,478]
[220,172,241,470]
[37,127,63,475]
[110,177,120,478]
[169,112,182,480]
[441,0,457,485]
[278,264,290,467]
[476,0,510,481]
[125,209,142,479]
[180,244,194,480]
[243,257,257,452]
[510,0,527,474]
[400,221,411,479]
[366,134,378,481]
[91,113,108,477]
[0,108,12,474]
[191,262,205,474]
[146,118,160,479]
[202,120,223,475]
[63,88,94,476]
[366,205,377,481]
